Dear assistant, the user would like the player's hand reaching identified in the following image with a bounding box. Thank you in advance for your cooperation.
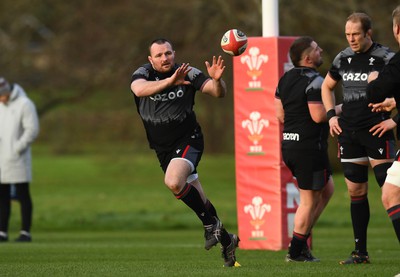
[205,56,226,81]
[169,63,192,86]
[368,97,396,112]
[202,56,227,98]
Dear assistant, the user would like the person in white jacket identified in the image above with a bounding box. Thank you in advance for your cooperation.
[0,77,39,242]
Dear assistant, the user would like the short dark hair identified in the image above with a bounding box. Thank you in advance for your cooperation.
[347,12,372,34]
[289,36,314,67]
[148,38,173,54]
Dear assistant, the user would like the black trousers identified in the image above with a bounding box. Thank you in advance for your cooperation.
[0,183,32,233]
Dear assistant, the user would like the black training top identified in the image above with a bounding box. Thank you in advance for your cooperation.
[131,63,210,151]
[275,67,329,151]
[328,42,394,130]
[367,51,400,137]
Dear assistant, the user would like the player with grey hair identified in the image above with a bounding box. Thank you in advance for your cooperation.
[322,12,396,264]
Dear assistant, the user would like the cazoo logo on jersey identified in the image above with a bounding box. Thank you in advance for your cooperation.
[150,89,184,102]
[342,72,368,82]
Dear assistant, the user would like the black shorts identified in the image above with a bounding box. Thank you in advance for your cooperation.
[155,127,204,174]
[282,148,332,190]
[338,128,396,162]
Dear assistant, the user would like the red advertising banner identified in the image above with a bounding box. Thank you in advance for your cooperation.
[234,36,300,250]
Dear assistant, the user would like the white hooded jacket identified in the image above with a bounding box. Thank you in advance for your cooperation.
[0,84,39,183]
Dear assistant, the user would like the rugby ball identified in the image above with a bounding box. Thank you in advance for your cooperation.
[220,29,248,56]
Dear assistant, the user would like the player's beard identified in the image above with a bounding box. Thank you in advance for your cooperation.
[316,58,323,68]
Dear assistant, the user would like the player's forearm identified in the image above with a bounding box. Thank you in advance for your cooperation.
[321,88,335,111]
[203,78,226,98]
[321,75,338,111]
[214,79,226,98]
[131,78,173,97]
[274,98,284,123]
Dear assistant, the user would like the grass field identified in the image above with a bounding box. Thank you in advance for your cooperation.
[1,151,399,276]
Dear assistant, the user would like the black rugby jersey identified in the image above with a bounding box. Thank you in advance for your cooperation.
[275,67,329,151]
[367,51,400,138]
[131,63,209,150]
[328,43,394,130]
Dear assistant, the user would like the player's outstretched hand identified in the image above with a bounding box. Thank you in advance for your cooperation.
[205,56,225,81]
[170,63,192,86]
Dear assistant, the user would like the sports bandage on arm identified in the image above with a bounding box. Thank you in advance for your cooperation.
[326,109,336,121]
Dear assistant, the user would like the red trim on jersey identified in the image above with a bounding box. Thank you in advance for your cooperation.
[182,145,190,158]
[386,141,391,159]
[200,78,211,92]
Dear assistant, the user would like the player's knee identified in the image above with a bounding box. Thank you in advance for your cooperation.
[381,192,391,209]
[385,161,400,188]
[342,162,368,183]
[373,162,392,187]
[164,177,181,194]
[381,183,398,209]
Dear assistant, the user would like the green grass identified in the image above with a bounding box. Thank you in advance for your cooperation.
[1,151,399,276]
